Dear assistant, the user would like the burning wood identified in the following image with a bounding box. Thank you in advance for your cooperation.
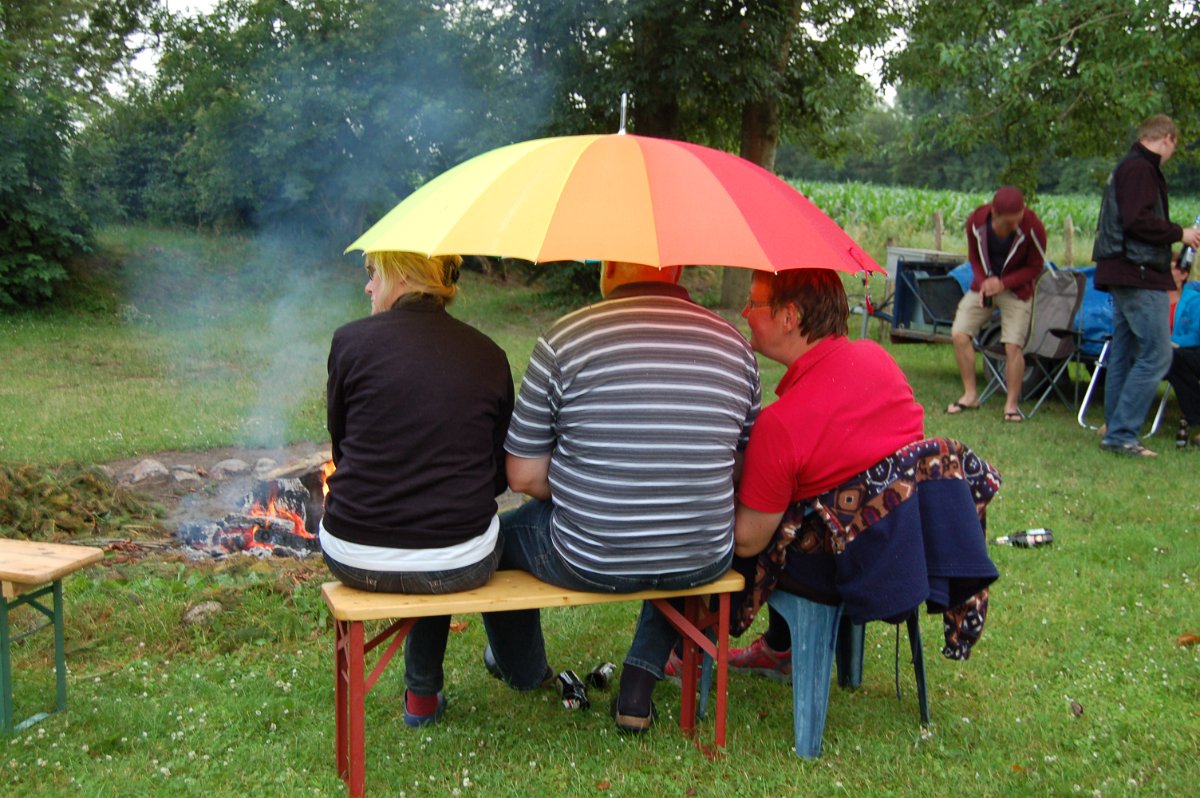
[177,454,332,559]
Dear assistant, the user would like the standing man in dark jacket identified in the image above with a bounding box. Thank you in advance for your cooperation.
[947,186,1047,422]
[1094,115,1200,457]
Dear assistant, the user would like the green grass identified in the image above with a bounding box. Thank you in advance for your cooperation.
[1,222,1198,796]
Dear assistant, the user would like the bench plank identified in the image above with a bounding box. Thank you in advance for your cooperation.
[322,569,744,621]
[1,538,104,733]
[0,540,104,600]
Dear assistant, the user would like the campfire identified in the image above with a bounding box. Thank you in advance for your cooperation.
[178,453,331,559]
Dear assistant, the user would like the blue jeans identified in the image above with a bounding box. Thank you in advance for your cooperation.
[323,543,501,696]
[481,499,733,687]
[1103,287,1172,446]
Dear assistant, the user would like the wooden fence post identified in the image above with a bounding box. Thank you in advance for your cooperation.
[932,212,943,251]
[1064,215,1074,266]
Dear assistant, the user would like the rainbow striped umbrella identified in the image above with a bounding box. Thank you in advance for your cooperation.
[346,133,881,275]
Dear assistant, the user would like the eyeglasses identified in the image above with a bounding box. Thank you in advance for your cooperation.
[744,298,772,311]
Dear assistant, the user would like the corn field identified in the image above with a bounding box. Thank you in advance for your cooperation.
[791,179,1200,267]
[797,180,1103,230]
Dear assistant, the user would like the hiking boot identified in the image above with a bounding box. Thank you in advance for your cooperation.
[729,635,792,683]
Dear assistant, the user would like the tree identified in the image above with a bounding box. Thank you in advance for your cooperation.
[888,0,1200,191]
[86,0,514,239]
[0,0,155,308]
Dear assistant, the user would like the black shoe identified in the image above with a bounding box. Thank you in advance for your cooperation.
[483,645,555,690]
[1177,420,1190,449]
[483,644,505,681]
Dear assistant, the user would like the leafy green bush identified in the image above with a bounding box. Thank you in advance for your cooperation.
[0,63,89,308]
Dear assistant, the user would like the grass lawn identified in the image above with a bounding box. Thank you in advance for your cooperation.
[0,227,1196,797]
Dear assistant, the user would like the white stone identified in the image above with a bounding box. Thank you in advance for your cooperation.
[211,459,251,479]
[127,458,169,484]
[181,601,223,626]
[172,468,203,485]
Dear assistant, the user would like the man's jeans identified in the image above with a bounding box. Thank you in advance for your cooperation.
[481,499,733,687]
[1103,286,1172,446]
[323,545,501,696]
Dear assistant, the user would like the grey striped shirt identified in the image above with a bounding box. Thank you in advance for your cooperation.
[505,283,761,576]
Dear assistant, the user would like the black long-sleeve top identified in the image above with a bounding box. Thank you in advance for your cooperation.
[323,293,513,549]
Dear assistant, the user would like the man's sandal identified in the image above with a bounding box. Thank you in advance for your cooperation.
[946,401,979,415]
[1100,441,1157,457]
[1003,411,1023,423]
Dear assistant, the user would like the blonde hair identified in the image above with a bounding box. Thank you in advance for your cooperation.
[365,251,462,306]
[1138,114,1177,143]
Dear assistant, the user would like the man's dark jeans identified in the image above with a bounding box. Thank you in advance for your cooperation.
[481,498,732,687]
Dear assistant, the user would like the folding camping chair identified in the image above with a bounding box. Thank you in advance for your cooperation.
[1075,338,1171,436]
[977,268,1086,419]
[891,269,965,343]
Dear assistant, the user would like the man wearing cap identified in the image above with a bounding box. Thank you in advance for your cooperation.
[1093,114,1200,457]
[946,186,1048,422]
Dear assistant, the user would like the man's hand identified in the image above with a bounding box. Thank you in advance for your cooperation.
[980,276,1005,297]
[1182,227,1200,249]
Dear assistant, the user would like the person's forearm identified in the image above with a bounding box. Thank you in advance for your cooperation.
[506,453,553,500]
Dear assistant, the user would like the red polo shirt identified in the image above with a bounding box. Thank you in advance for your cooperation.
[738,336,925,511]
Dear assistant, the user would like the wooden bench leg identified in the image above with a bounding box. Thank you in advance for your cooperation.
[346,622,366,798]
[1,593,12,734]
[1,580,68,735]
[678,599,699,737]
[334,620,351,785]
[715,591,729,749]
[52,581,66,716]
[334,617,417,798]
[650,591,732,754]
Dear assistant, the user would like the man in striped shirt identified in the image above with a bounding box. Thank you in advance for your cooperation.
[482,261,761,732]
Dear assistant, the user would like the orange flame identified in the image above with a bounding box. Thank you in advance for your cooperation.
[246,483,314,540]
[322,460,335,498]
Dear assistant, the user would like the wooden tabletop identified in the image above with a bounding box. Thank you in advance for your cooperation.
[0,538,105,599]
[322,568,745,621]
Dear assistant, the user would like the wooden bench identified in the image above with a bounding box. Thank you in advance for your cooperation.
[322,568,744,798]
[0,538,104,734]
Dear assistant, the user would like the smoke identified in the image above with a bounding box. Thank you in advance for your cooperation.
[117,226,362,451]
[232,233,351,448]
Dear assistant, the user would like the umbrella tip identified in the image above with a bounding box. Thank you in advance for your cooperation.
[619,92,628,134]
